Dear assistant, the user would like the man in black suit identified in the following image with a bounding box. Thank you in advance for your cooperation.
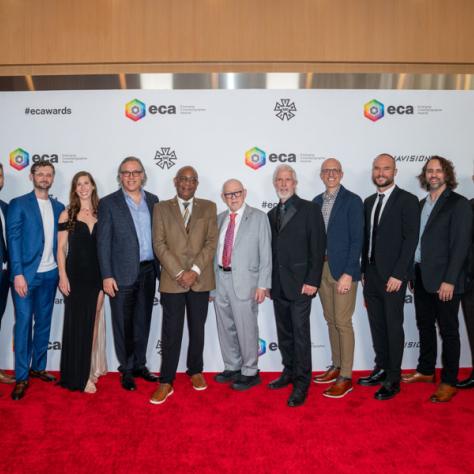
[267,164,326,407]
[359,153,420,400]
[97,156,160,391]
[403,156,471,402]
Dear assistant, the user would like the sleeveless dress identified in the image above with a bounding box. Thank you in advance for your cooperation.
[58,220,103,391]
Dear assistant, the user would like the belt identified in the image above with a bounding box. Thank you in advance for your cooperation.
[218,265,232,272]
[140,260,154,268]
[323,256,328,262]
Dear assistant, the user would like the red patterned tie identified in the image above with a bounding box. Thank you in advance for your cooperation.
[222,213,237,268]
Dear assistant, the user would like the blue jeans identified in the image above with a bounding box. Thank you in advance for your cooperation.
[12,269,58,381]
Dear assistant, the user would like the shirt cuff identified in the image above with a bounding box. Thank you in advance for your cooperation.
[191,264,201,275]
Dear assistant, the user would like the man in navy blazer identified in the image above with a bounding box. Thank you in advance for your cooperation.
[313,159,364,398]
[7,161,65,400]
[97,157,160,392]
[0,164,15,387]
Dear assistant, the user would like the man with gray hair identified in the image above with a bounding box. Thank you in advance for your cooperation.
[213,179,272,391]
[267,164,326,407]
[97,157,160,391]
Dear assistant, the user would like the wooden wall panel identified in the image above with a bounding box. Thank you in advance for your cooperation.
[0,0,473,75]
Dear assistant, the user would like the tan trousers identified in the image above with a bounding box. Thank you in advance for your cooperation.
[318,262,357,378]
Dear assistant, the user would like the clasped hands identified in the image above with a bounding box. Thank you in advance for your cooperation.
[177,270,198,290]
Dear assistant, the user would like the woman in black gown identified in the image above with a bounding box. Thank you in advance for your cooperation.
[57,171,105,392]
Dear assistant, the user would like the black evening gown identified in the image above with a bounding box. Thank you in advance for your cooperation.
[58,221,101,391]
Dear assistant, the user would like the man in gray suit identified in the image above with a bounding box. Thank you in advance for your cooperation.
[213,179,272,390]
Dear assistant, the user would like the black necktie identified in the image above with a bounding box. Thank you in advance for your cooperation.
[0,216,6,264]
[370,194,385,264]
[276,203,286,232]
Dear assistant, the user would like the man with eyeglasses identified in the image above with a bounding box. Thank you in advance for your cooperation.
[150,166,217,405]
[212,179,271,391]
[97,156,160,391]
[313,159,363,398]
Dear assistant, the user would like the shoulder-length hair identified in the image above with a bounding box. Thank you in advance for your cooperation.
[417,156,458,190]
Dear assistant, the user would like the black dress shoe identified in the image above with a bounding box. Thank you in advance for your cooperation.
[29,370,56,382]
[214,370,241,383]
[268,373,293,390]
[232,373,261,391]
[287,387,307,407]
[121,374,136,391]
[374,382,400,400]
[456,374,474,389]
[133,368,158,382]
[11,381,28,400]
[358,368,386,386]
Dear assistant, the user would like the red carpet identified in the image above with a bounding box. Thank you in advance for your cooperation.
[1,370,473,474]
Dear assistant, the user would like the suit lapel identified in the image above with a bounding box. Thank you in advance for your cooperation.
[423,190,449,235]
[115,190,139,240]
[327,186,345,230]
[279,195,301,232]
[233,206,250,249]
[171,197,189,237]
[378,186,399,228]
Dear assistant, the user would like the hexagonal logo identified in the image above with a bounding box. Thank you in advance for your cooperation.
[9,148,29,170]
[125,99,146,121]
[258,338,266,357]
[245,147,266,170]
[364,99,384,122]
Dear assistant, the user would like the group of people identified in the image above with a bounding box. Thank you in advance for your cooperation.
[0,153,472,408]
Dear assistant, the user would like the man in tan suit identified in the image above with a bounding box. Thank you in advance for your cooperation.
[150,166,218,405]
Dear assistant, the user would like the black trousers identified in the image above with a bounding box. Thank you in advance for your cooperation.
[273,294,312,391]
[461,281,474,368]
[414,265,460,385]
[159,290,210,384]
[109,261,156,374]
[363,263,407,384]
[0,269,9,328]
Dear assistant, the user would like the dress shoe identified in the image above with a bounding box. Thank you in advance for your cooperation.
[456,373,474,389]
[11,381,28,400]
[121,374,136,391]
[287,387,307,407]
[214,370,241,384]
[232,373,261,391]
[323,377,353,398]
[401,371,435,384]
[133,368,159,382]
[190,373,208,391]
[150,383,174,405]
[29,370,56,382]
[358,368,386,386]
[268,373,293,390]
[374,382,400,400]
[430,383,457,403]
[0,369,15,384]
[313,366,340,384]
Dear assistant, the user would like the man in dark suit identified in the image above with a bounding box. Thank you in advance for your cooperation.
[403,156,471,402]
[0,164,15,388]
[360,153,420,400]
[268,164,326,407]
[97,156,160,391]
[313,158,364,398]
[150,166,217,405]
[7,161,65,400]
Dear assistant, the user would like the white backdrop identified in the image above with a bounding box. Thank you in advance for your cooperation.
[0,89,472,373]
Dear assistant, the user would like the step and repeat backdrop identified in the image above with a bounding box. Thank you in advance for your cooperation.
[0,88,472,372]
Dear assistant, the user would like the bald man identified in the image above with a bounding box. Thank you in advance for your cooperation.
[313,159,364,398]
[212,179,272,391]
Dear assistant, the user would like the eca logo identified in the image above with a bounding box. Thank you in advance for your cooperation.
[258,338,267,356]
[364,99,414,122]
[9,148,29,170]
[125,99,177,121]
[245,147,297,170]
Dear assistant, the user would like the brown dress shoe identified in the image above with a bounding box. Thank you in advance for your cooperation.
[11,381,28,400]
[150,383,174,405]
[401,371,435,384]
[29,370,56,382]
[190,373,208,391]
[323,378,353,398]
[430,383,457,403]
[313,366,340,384]
[0,370,15,384]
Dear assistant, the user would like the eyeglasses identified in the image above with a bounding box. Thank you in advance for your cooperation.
[120,170,143,178]
[223,190,243,199]
[321,168,341,175]
[177,176,198,184]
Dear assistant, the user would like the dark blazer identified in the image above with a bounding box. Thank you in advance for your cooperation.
[417,189,472,293]
[361,186,420,281]
[268,194,326,300]
[7,191,64,284]
[313,185,364,281]
[0,200,8,265]
[97,189,160,286]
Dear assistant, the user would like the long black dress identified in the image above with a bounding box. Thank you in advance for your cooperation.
[58,220,101,391]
